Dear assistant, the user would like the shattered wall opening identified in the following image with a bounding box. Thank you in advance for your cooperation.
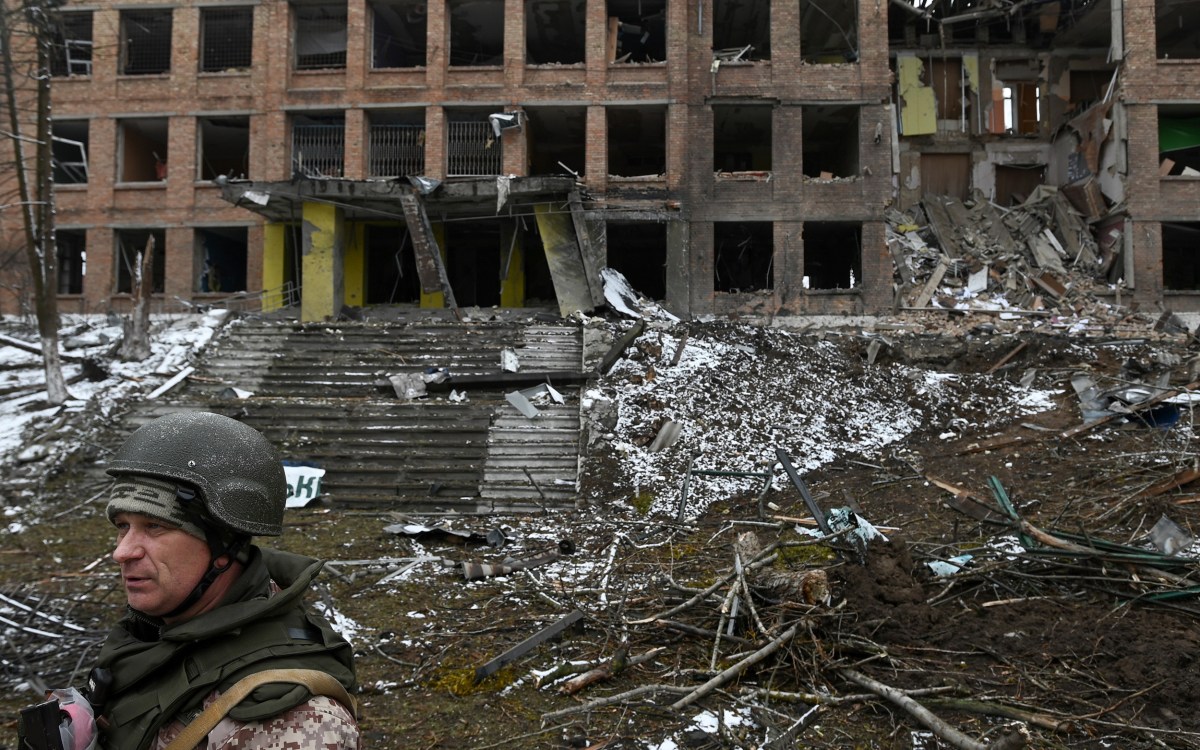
[607,106,666,177]
[120,9,172,75]
[803,221,861,290]
[193,227,247,293]
[802,105,858,178]
[115,228,166,294]
[198,116,250,180]
[448,0,504,66]
[1156,0,1200,59]
[526,107,585,177]
[293,2,348,70]
[990,60,1042,136]
[446,109,502,175]
[445,219,502,306]
[49,11,92,77]
[712,0,769,60]
[56,229,85,295]
[1162,223,1200,290]
[372,0,427,68]
[368,109,425,177]
[714,221,773,292]
[526,0,585,64]
[800,0,857,63]
[118,118,168,183]
[607,222,666,300]
[607,0,665,63]
[200,7,253,72]
[292,112,345,177]
[1158,104,1200,177]
[365,224,421,304]
[51,120,88,185]
[713,104,772,173]
[994,164,1045,206]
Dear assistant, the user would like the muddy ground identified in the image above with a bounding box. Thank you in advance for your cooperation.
[4,322,1200,749]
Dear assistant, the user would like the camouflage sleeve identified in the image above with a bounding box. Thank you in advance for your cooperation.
[154,693,360,750]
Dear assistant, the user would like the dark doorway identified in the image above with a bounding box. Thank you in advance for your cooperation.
[365,224,421,304]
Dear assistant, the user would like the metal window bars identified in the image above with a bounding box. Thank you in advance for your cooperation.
[295,5,348,70]
[447,120,500,176]
[293,123,345,177]
[121,9,173,75]
[368,124,425,177]
[49,12,93,77]
[201,7,254,72]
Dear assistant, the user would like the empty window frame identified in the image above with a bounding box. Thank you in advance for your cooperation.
[448,0,503,66]
[368,110,426,177]
[714,222,773,292]
[1157,0,1200,59]
[712,0,769,60]
[49,11,93,77]
[294,2,348,70]
[607,106,666,177]
[201,7,254,72]
[803,221,861,290]
[526,0,584,64]
[1163,223,1200,290]
[365,224,421,303]
[607,222,666,300]
[713,104,772,172]
[52,120,89,185]
[292,113,345,177]
[800,0,857,63]
[114,228,166,294]
[198,116,250,180]
[446,110,501,175]
[607,0,665,63]
[118,118,169,183]
[372,0,427,68]
[1159,105,1200,177]
[56,229,85,295]
[525,107,585,177]
[802,105,859,178]
[121,9,172,75]
[194,227,248,293]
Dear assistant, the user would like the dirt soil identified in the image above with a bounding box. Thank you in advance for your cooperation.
[4,321,1200,749]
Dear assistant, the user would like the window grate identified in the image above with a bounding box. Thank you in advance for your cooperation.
[201,7,254,72]
[295,4,348,70]
[293,123,345,177]
[49,12,93,77]
[447,120,500,176]
[369,124,425,177]
[121,10,173,75]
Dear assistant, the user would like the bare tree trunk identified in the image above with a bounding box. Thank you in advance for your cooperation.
[119,234,154,361]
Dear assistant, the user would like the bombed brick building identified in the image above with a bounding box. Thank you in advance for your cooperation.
[1,0,1198,322]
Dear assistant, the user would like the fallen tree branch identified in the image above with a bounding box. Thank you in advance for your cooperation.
[839,668,1000,750]
[541,684,692,722]
[671,623,799,710]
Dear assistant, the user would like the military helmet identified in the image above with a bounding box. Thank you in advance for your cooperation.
[106,411,286,536]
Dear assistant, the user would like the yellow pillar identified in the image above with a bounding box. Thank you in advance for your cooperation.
[499,223,525,307]
[262,223,286,312]
[343,223,365,308]
[301,201,344,322]
[420,222,447,308]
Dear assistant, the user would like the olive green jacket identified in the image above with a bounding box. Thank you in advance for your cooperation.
[94,547,357,750]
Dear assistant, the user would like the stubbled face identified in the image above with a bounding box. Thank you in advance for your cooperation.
[111,512,211,617]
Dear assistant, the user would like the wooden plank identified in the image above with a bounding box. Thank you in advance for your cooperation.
[912,256,949,308]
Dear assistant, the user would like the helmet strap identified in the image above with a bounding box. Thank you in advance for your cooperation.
[159,485,250,620]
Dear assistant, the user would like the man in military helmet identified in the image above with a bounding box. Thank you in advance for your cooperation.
[88,411,359,750]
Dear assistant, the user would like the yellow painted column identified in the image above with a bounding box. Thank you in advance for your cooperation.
[343,223,365,308]
[301,201,345,322]
[420,222,447,308]
[499,223,525,307]
[262,223,286,312]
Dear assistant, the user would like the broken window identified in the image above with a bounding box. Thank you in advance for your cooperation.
[1156,0,1200,59]
[525,107,585,177]
[713,104,772,173]
[714,222,773,292]
[526,0,585,64]
[446,110,501,175]
[607,0,665,63]
[198,116,250,180]
[1162,223,1200,290]
[1158,105,1200,177]
[292,113,345,177]
[118,118,169,183]
[194,227,248,293]
[448,0,503,66]
[372,0,427,68]
[114,228,166,294]
[294,2,348,70]
[365,224,421,303]
[803,221,861,290]
[607,222,666,300]
[49,11,93,77]
[51,120,89,185]
[56,229,85,295]
[712,0,769,60]
[120,9,172,75]
[802,105,858,178]
[800,0,857,63]
[201,7,254,72]
[1069,69,1115,109]
[607,106,666,177]
[369,110,426,177]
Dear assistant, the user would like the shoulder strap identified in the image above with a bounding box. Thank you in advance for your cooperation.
[161,669,356,750]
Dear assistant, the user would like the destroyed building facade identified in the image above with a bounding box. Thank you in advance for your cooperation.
[0,0,1196,321]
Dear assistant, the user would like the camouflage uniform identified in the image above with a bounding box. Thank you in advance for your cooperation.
[153,692,359,750]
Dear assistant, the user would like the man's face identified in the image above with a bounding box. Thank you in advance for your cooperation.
[111,511,211,617]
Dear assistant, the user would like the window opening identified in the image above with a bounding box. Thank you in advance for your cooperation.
[194,227,247,293]
[121,9,172,75]
[115,228,166,294]
[607,0,665,63]
[292,113,345,177]
[365,224,421,303]
[712,0,769,60]
[802,105,859,178]
[803,221,861,290]
[51,120,89,184]
[446,112,501,175]
[56,229,85,295]
[118,118,169,183]
[800,0,857,63]
[201,7,253,72]
[372,0,427,68]
[294,3,348,70]
[198,116,250,180]
[526,0,584,64]
[1158,105,1200,177]
[1157,0,1200,59]
[448,0,503,66]
[526,107,585,177]
[516,218,556,304]
[714,222,773,292]
[49,11,93,77]
[607,106,666,177]
[1163,223,1200,290]
[713,105,772,173]
[607,222,666,300]
[368,110,426,177]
